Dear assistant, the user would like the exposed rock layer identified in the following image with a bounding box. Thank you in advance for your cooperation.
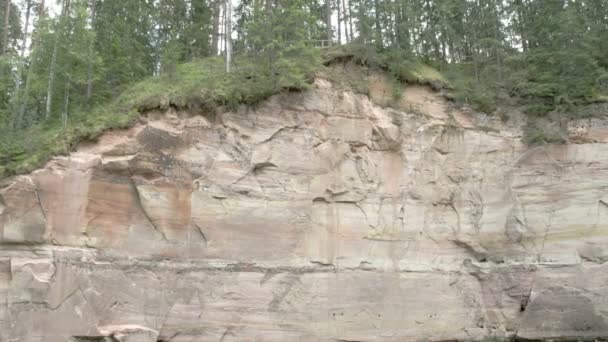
[1,78,608,341]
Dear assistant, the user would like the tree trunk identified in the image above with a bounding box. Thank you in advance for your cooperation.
[17,0,45,125]
[373,0,382,46]
[86,0,96,103]
[1,0,11,54]
[10,0,31,127]
[45,38,59,119]
[394,0,402,48]
[402,0,411,50]
[389,0,397,46]
[515,0,527,52]
[19,0,31,59]
[325,0,332,43]
[45,0,68,119]
[62,77,69,127]
[336,0,341,43]
[265,0,275,83]
[357,0,367,42]
[14,0,31,91]
[341,0,349,42]
[347,0,354,42]
[222,0,226,53]
[211,0,221,55]
[472,32,480,82]
[225,0,231,73]
[494,0,502,83]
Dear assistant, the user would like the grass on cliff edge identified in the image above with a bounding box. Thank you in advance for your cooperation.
[0,53,321,179]
[323,43,448,92]
[0,46,446,180]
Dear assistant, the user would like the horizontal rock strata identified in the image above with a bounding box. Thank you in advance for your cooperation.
[1,79,608,341]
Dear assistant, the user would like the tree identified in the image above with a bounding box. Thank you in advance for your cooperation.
[325,0,332,43]
[341,0,349,42]
[45,0,68,119]
[211,0,221,55]
[14,0,45,127]
[187,0,214,59]
[85,0,95,103]
[1,0,11,55]
[225,0,232,72]
[93,0,155,98]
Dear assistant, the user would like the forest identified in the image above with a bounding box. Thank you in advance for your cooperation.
[0,0,607,177]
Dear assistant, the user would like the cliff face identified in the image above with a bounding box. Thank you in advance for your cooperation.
[1,77,608,342]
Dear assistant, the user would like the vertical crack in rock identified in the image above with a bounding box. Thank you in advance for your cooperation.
[520,286,532,313]
[587,197,608,235]
[353,201,376,231]
[468,190,484,234]
[260,270,279,285]
[397,204,406,233]
[33,187,47,222]
[192,222,208,245]
[448,200,462,235]
[129,179,169,241]
[593,197,608,233]
[505,190,534,255]
[218,326,235,342]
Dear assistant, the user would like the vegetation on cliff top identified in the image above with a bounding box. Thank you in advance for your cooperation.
[0,52,321,178]
[0,0,607,178]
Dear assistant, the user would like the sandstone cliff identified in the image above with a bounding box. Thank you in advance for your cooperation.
[1,76,608,342]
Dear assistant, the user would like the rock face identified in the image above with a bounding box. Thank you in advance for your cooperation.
[1,78,608,341]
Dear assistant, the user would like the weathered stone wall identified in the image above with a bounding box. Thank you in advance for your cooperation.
[1,79,608,341]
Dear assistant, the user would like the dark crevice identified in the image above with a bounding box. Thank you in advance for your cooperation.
[520,286,532,313]
[192,222,208,245]
[252,161,278,173]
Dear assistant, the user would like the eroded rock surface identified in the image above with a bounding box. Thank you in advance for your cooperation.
[1,79,608,341]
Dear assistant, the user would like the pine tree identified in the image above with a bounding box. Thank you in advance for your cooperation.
[225,0,232,72]
[44,0,70,119]
[1,0,11,55]
[85,0,95,103]
[325,0,332,43]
